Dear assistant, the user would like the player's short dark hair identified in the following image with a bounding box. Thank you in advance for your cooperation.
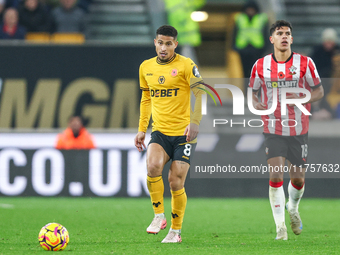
[156,25,178,40]
[270,20,293,35]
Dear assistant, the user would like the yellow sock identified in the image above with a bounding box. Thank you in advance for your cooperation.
[171,188,187,230]
[147,175,164,214]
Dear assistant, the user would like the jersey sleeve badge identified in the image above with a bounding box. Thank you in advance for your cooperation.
[192,66,201,78]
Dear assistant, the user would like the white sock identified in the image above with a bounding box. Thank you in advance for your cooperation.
[269,185,285,230]
[155,213,165,219]
[288,181,305,212]
[170,228,181,234]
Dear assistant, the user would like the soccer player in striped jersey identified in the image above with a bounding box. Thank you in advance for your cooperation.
[249,20,324,240]
[134,25,204,243]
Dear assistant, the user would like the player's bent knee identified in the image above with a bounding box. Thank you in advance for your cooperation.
[168,176,185,191]
[169,181,184,191]
[147,161,164,177]
[291,178,304,187]
[269,177,284,183]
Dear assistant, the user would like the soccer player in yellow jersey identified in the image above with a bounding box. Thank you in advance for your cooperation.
[134,25,204,243]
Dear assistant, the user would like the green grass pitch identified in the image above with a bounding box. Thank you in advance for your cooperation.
[0,197,339,254]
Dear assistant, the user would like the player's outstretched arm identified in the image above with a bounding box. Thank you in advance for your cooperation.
[134,131,146,152]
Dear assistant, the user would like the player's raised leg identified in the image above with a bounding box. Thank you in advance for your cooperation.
[287,161,305,235]
[146,143,169,234]
[268,157,287,240]
[161,160,190,243]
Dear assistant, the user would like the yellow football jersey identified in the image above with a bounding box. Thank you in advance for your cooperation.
[138,53,203,136]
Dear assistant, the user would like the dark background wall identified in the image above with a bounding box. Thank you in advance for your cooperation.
[0,45,155,129]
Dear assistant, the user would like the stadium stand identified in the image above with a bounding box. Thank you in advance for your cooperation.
[282,0,340,113]
[25,32,85,44]
[87,0,165,44]
[50,32,85,44]
[25,32,50,43]
[283,0,340,55]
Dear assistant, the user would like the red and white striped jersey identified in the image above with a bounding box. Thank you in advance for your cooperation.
[249,52,321,136]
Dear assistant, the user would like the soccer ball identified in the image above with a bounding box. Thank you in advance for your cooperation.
[38,223,69,251]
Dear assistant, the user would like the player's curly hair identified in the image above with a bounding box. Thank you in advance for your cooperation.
[270,20,293,35]
[156,25,178,40]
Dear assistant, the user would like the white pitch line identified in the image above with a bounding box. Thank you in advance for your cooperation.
[0,204,15,209]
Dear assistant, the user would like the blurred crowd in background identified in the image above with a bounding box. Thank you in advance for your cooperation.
[0,0,90,39]
[0,0,340,121]
[231,1,340,120]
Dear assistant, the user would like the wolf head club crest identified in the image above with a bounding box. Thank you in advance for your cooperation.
[158,76,165,84]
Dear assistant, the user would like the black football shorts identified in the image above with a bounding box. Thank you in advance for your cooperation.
[263,133,308,167]
[148,131,196,164]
